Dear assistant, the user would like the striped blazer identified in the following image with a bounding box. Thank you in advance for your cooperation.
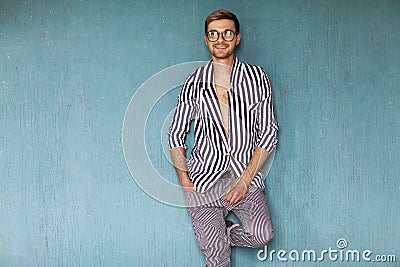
[168,57,279,193]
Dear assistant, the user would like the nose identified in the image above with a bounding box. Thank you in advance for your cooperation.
[216,33,224,42]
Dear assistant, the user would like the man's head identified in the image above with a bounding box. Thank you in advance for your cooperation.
[204,9,241,64]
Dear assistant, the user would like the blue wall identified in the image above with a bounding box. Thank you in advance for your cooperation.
[1,0,399,266]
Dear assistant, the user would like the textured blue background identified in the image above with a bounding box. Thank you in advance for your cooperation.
[1,0,399,266]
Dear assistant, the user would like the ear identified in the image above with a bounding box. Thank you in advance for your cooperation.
[235,33,241,46]
[204,34,209,45]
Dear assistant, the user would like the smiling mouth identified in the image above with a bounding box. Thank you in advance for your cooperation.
[214,45,228,49]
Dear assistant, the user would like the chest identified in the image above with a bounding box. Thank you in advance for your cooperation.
[215,84,230,107]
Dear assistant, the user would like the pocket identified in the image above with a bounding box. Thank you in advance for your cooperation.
[184,188,196,198]
[244,102,259,128]
[184,189,194,207]
[184,188,195,195]
[190,148,205,164]
[247,102,259,112]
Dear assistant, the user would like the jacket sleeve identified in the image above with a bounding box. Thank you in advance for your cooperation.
[168,77,196,150]
[255,70,279,153]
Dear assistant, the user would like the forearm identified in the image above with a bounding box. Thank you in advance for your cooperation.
[240,147,270,186]
[170,147,194,190]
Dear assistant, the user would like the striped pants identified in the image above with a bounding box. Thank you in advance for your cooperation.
[185,169,274,267]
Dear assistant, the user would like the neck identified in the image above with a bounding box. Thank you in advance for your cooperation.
[213,60,232,89]
[213,62,231,76]
[212,54,235,68]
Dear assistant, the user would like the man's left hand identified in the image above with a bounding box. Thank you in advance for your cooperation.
[224,179,249,204]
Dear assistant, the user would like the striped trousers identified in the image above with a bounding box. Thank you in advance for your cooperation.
[184,169,274,267]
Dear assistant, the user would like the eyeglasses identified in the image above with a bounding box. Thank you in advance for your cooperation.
[205,30,238,42]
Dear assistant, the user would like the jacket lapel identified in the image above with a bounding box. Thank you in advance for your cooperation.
[200,61,229,149]
[199,57,244,150]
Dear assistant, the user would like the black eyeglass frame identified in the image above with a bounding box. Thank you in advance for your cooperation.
[205,30,239,42]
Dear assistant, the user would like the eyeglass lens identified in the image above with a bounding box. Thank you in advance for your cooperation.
[207,30,236,42]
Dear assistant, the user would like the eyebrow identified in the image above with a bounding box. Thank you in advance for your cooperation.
[207,29,235,32]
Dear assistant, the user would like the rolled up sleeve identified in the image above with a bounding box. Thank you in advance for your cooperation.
[168,81,195,150]
[255,71,279,153]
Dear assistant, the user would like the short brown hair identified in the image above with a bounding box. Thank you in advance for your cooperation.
[205,9,240,33]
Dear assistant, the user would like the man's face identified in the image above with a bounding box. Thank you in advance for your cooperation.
[204,19,241,62]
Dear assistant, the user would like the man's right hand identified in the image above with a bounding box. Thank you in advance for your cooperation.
[183,185,195,192]
[170,147,195,192]
[181,178,195,192]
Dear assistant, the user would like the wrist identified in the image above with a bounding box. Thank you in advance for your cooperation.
[239,178,248,191]
[181,179,193,187]
[240,172,253,186]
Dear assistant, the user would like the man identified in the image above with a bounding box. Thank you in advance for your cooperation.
[168,9,278,267]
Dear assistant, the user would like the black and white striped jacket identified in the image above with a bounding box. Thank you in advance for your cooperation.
[168,57,279,193]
